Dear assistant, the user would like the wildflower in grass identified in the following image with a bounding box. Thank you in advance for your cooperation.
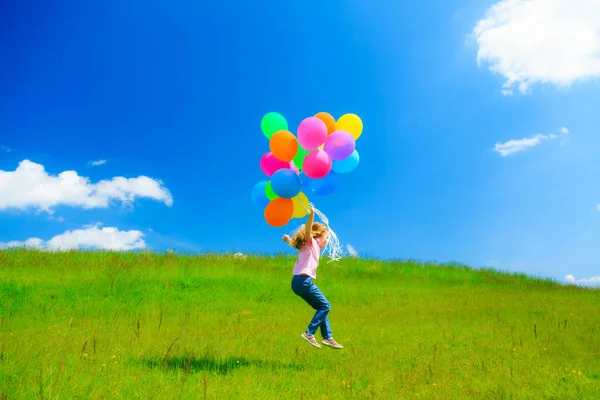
[284,207,344,350]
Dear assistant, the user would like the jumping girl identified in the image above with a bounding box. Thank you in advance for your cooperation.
[282,207,343,349]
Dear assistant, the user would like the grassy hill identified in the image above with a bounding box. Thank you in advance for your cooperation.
[0,250,598,399]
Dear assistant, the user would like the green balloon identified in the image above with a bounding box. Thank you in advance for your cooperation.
[265,181,278,200]
[261,112,288,139]
[293,147,309,170]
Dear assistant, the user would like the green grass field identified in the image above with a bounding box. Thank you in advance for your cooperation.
[0,250,598,399]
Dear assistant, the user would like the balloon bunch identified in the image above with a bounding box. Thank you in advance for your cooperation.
[251,111,363,227]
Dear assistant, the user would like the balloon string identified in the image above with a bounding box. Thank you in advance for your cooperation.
[297,175,344,263]
[299,198,344,263]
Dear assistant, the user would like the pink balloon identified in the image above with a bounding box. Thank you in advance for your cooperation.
[260,152,289,176]
[324,130,356,161]
[288,161,300,175]
[297,117,327,150]
[303,150,332,179]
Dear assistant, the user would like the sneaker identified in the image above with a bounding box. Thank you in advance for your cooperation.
[322,338,344,349]
[301,332,321,349]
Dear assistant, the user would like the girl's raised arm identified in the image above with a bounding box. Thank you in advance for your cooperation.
[304,207,314,240]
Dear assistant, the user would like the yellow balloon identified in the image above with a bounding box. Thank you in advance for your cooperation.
[292,192,310,219]
[336,113,363,140]
[318,144,324,151]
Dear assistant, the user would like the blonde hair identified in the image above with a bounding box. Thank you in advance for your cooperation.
[289,222,329,250]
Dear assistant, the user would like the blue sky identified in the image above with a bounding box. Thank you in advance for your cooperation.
[1,0,599,286]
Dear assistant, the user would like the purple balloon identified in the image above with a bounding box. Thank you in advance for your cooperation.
[323,130,355,161]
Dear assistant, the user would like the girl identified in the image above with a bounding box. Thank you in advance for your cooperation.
[282,207,344,350]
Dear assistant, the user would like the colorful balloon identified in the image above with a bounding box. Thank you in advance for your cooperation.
[332,149,359,173]
[314,112,336,136]
[260,152,289,177]
[311,172,338,196]
[256,111,364,227]
[270,169,301,198]
[297,117,327,150]
[261,112,288,139]
[264,198,294,227]
[265,181,278,200]
[323,130,355,161]
[303,150,332,179]
[292,192,310,218]
[299,172,313,194]
[251,181,270,208]
[336,113,363,140]
[270,130,298,162]
[301,172,338,196]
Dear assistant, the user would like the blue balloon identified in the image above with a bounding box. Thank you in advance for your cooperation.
[299,172,315,195]
[332,149,359,173]
[302,171,338,196]
[270,169,301,198]
[312,171,338,196]
[300,172,316,195]
[251,181,270,208]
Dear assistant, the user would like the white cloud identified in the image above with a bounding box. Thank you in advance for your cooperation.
[472,0,600,94]
[565,274,600,287]
[1,145,12,152]
[0,224,146,251]
[89,159,107,166]
[494,127,568,156]
[0,159,173,213]
[578,276,600,285]
[347,244,359,257]
[494,134,549,156]
[596,204,600,212]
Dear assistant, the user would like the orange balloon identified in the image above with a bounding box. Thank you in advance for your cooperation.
[269,130,298,162]
[315,112,336,136]
[264,198,294,227]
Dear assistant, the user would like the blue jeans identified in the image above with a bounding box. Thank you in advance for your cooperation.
[291,275,332,339]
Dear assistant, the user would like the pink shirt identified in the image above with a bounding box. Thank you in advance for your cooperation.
[292,237,321,279]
